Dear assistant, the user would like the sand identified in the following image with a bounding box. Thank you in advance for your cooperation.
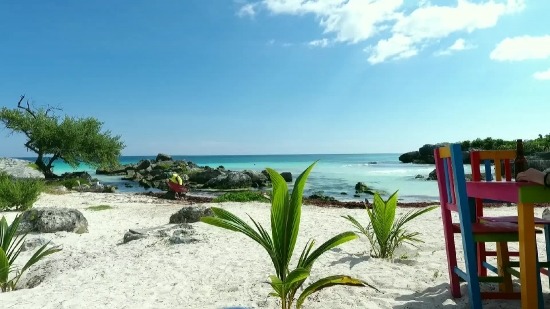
[1,192,549,309]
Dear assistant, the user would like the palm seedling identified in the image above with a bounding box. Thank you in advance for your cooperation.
[343,191,437,259]
[201,162,373,309]
[0,215,62,292]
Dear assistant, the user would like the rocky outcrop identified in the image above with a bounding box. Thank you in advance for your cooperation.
[169,206,213,224]
[0,158,45,179]
[203,171,253,189]
[399,144,471,164]
[18,208,88,234]
[122,223,197,244]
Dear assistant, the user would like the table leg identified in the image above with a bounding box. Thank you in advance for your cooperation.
[518,202,539,309]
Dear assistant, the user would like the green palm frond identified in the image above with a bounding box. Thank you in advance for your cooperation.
[296,275,372,309]
[201,161,372,309]
[344,192,436,259]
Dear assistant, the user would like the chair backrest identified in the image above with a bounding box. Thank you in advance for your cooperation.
[434,144,471,216]
[470,150,516,182]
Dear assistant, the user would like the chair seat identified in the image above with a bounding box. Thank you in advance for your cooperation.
[480,216,550,225]
[452,221,520,234]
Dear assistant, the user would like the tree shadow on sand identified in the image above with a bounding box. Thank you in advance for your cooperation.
[392,282,550,309]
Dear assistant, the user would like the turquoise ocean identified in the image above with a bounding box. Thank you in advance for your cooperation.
[19,154,440,203]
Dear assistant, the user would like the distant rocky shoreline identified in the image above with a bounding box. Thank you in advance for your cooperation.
[0,158,45,179]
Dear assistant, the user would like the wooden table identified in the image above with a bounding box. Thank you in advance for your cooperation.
[466,181,550,309]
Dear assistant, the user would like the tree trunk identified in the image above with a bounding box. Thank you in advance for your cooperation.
[35,153,57,179]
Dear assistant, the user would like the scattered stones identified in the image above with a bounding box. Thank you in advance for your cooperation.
[123,224,197,244]
[22,237,51,252]
[18,208,89,234]
[169,206,213,224]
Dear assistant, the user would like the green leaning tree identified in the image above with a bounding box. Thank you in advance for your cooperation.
[0,96,125,178]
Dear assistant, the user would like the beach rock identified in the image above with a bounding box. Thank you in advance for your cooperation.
[355,182,376,194]
[155,153,172,162]
[188,168,224,184]
[415,174,425,179]
[169,206,213,224]
[243,170,269,188]
[280,172,292,182]
[18,208,88,234]
[203,171,252,189]
[136,159,152,170]
[122,223,197,244]
[0,158,45,179]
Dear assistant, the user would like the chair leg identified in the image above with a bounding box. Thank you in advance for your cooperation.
[477,242,488,277]
[441,210,461,297]
[545,225,550,288]
[496,242,513,293]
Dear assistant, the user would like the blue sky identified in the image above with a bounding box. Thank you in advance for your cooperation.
[1,0,549,157]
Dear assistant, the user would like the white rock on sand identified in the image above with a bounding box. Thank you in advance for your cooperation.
[1,192,550,308]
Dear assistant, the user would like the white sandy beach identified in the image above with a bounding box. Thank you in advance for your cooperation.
[2,192,550,309]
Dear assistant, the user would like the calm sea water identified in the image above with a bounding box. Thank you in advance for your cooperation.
[19,154,440,202]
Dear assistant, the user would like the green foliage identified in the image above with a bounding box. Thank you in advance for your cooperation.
[86,205,113,211]
[343,191,437,259]
[201,162,372,309]
[26,163,40,171]
[459,134,550,154]
[0,97,125,177]
[59,178,90,190]
[213,191,270,203]
[0,173,44,211]
[0,215,62,292]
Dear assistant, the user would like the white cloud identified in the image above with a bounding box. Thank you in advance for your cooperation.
[237,3,258,18]
[242,0,526,64]
[490,35,550,61]
[308,38,329,48]
[533,68,550,80]
[435,38,476,56]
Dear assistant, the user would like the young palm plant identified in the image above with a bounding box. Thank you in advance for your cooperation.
[201,162,372,309]
[0,215,62,292]
[343,191,437,259]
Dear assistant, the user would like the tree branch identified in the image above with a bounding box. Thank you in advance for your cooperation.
[17,95,37,118]
[46,153,60,169]
[24,141,38,153]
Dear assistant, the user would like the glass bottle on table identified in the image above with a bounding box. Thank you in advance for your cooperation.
[514,139,528,180]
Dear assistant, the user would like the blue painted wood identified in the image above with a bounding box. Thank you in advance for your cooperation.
[443,160,452,204]
[483,159,492,181]
[450,144,483,309]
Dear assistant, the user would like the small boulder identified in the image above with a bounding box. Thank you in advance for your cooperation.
[123,223,197,244]
[169,206,213,224]
[427,169,437,181]
[18,208,88,234]
[280,172,292,182]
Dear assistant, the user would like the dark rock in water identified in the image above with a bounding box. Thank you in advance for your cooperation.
[415,174,425,179]
[353,194,360,198]
[124,183,133,188]
[18,208,88,234]
[169,206,213,224]
[122,223,197,244]
[399,151,420,163]
[280,172,292,182]
[340,192,347,195]
[427,169,437,181]
[368,161,377,164]
[203,171,252,189]
[155,153,172,162]
[355,182,375,194]
[60,171,94,183]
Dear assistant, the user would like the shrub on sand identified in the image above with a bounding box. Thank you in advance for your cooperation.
[0,172,44,211]
[0,215,61,292]
[202,162,374,309]
[343,191,437,259]
[213,191,269,203]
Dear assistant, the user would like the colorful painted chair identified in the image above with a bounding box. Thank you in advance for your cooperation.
[470,149,550,281]
[435,144,524,307]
